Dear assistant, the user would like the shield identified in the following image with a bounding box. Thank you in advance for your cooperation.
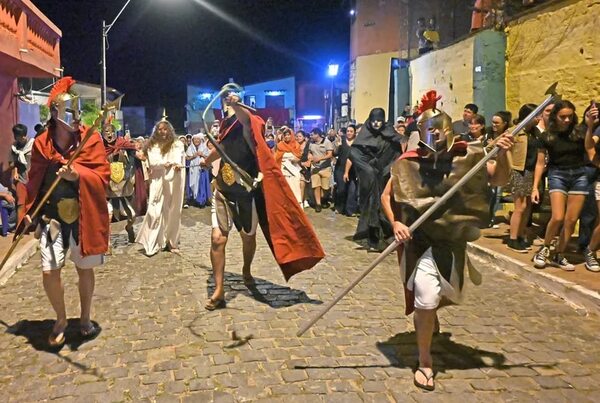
[110,161,125,184]
[57,198,80,224]
[221,163,236,186]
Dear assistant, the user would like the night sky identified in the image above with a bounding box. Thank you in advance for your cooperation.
[35,0,350,120]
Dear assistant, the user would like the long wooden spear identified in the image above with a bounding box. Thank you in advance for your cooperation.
[297,83,560,337]
[0,97,122,271]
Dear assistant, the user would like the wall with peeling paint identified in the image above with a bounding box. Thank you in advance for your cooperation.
[410,36,476,121]
[506,0,600,114]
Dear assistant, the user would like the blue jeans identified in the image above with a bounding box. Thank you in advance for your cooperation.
[578,166,599,249]
[547,166,589,196]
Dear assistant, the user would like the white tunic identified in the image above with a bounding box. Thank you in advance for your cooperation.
[136,141,186,255]
[281,152,302,203]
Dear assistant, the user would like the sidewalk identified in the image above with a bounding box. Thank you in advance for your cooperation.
[0,233,37,285]
[472,221,600,315]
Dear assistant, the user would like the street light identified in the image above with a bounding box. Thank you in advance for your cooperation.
[327,63,340,129]
[101,0,134,107]
[327,63,340,78]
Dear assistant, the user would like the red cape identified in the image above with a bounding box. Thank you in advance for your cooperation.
[247,115,325,280]
[21,127,110,257]
[105,137,137,157]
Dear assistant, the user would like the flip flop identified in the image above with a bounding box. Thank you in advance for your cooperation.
[48,330,65,347]
[80,323,100,339]
[204,297,225,311]
[414,367,435,391]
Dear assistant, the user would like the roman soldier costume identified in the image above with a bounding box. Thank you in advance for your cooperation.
[102,121,137,243]
[391,91,489,314]
[21,77,110,260]
[213,108,325,280]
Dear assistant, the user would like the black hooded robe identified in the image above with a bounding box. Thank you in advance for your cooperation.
[349,108,402,249]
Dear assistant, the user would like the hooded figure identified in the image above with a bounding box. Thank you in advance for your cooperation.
[349,108,402,250]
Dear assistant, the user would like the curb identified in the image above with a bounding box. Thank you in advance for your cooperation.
[467,242,600,316]
[0,239,38,286]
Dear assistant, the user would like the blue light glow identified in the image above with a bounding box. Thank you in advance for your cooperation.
[327,63,339,77]
[265,90,285,96]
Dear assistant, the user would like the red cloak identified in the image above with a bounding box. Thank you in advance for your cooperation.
[21,127,110,257]
[104,137,137,157]
[241,115,325,280]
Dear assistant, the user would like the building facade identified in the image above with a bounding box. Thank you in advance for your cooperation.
[0,0,61,176]
[349,0,473,123]
[186,77,297,133]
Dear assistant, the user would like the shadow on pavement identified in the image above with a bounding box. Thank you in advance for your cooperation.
[297,331,552,373]
[2,319,101,353]
[374,331,542,373]
[1,319,102,374]
[205,270,323,309]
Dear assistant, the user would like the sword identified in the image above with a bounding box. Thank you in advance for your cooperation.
[0,96,123,271]
[297,82,561,337]
[201,83,262,192]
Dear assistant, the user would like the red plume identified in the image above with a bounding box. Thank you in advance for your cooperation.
[417,90,442,114]
[47,76,76,106]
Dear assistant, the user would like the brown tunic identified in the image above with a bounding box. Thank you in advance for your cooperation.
[391,141,489,314]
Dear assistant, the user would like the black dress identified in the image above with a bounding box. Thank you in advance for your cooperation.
[334,137,358,216]
[349,113,402,249]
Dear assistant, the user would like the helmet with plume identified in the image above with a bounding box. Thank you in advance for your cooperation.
[416,90,456,151]
[47,77,80,132]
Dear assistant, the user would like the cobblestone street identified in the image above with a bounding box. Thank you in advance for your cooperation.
[1,208,600,402]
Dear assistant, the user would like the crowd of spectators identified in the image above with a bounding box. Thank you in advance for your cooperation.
[5,95,600,275]
[267,95,600,273]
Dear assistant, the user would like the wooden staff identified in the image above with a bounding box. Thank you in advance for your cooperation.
[296,83,560,337]
[0,98,121,271]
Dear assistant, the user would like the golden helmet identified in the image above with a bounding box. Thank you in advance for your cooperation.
[416,90,457,151]
[47,77,80,132]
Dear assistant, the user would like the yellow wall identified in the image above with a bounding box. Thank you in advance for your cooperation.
[506,0,600,113]
[352,52,397,123]
[410,36,475,121]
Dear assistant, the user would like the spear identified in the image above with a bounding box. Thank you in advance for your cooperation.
[0,97,122,271]
[297,83,560,337]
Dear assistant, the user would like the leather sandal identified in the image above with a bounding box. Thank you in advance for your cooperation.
[204,297,225,311]
[414,367,435,391]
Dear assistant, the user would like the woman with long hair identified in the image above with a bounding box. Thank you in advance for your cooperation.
[487,111,512,228]
[335,124,359,216]
[489,111,511,140]
[136,120,186,256]
[532,100,587,270]
[274,126,303,203]
[506,104,541,252]
[466,114,487,142]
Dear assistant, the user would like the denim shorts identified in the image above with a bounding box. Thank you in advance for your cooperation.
[547,166,589,195]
